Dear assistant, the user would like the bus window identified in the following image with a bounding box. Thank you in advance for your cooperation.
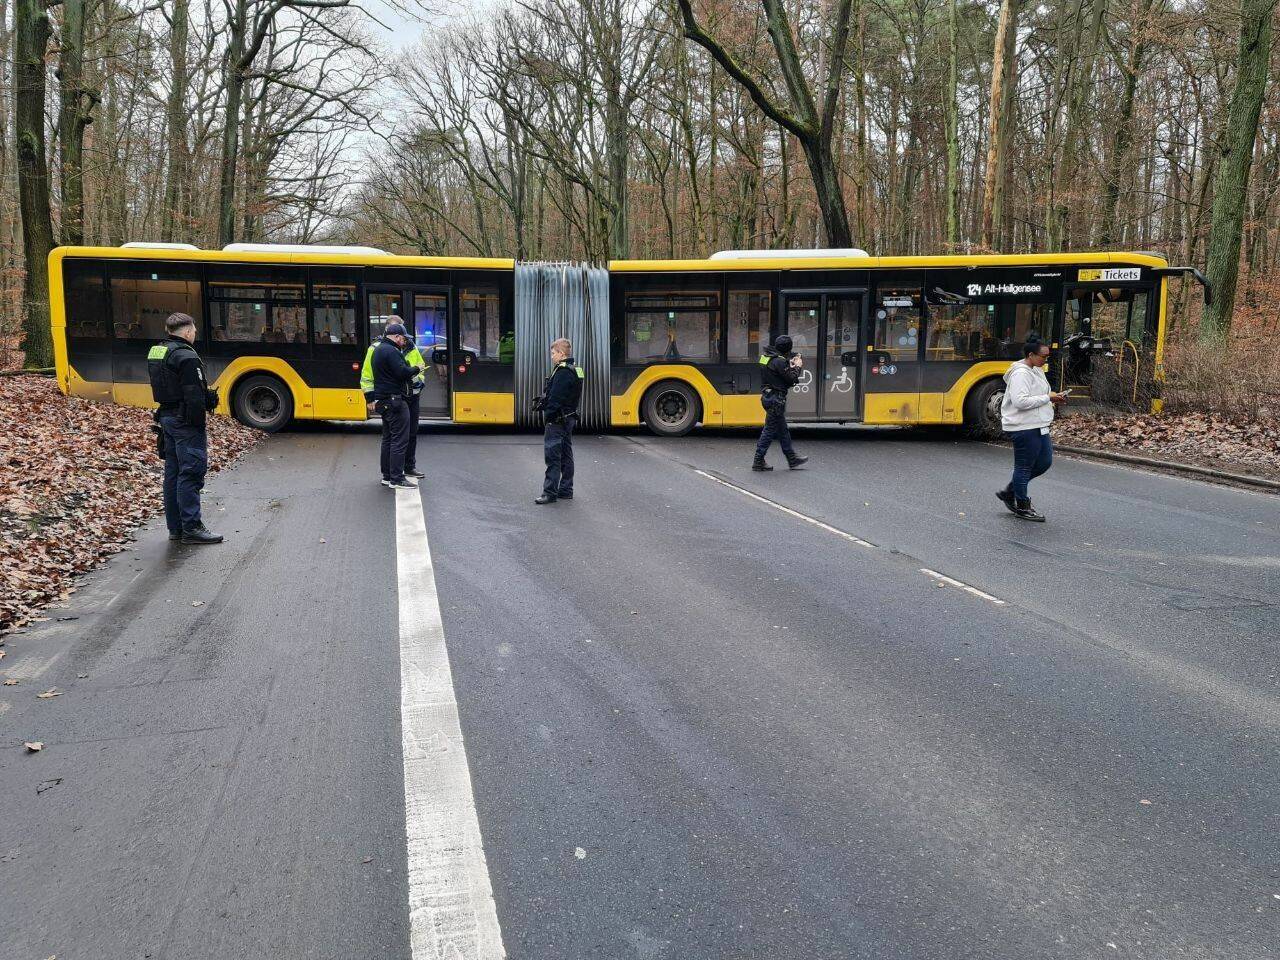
[368,293,402,343]
[873,286,920,361]
[926,303,994,361]
[209,271,306,342]
[312,283,357,345]
[624,292,719,363]
[64,261,109,338]
[459,285,503,360]
[1013,302,1053,348]
[108,264,202,341]
[726,290,770,362]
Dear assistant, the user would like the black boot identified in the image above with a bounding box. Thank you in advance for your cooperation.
[534,493,557,504]
[995,488,1018,514]
[1013,499,1045,522]
[787,455,809,470]
[752,459,773,471]
[181,524,224,544]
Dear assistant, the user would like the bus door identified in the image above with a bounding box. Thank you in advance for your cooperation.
[781,289,865,420]
[366,285,451,419]
[1064,275,1156,399]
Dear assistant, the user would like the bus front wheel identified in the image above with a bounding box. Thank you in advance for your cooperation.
[231,374,294,433]
[964,378,1004,439]
[642,381,701,437]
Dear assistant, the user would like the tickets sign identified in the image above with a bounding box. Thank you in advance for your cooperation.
[1078,267,1141,282]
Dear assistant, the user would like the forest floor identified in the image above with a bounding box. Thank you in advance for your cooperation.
[1054,408,1280,483]
[0,376,261,635]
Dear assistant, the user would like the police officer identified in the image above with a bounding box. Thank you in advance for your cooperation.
[534,337,583,505]
[753,334,809,471]
[147,312,222,544]
[365,321,420,489]
[361,317,425,480]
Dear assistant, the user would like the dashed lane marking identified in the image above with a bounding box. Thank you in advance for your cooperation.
[918,568,1008,606]
[694,469,1007,606]
[694,470,876,548]
[395,488,506,960]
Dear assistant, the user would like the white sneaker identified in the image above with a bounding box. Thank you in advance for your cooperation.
[380,479,393,487]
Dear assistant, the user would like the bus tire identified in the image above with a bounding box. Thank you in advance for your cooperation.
[231,374,294,433]
[963,378,1004,439]
[642,380,701,437]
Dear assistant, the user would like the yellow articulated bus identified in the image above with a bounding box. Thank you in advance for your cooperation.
[50,243,1207,436]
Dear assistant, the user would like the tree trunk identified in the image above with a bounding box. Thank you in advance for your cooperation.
[217,0,248,247]
[805,135,853,247]
[56,0,94,246]
[944,0,960,248]
[162,0,190,243]
[980,0,1019,250]
[15,0,55,367]
[1200,0,1277,339]
[1098,0,1155,247]
[1046,0,1107,250]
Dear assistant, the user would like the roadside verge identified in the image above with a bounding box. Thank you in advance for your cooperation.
[0,377,261,635]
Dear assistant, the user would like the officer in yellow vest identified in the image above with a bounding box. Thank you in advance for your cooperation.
[360,320,424,488]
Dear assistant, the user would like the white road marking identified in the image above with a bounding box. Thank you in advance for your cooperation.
[694,470,877,548]
[919,568,1007,606]
[694,470,1007,606]
[395,488,506,960]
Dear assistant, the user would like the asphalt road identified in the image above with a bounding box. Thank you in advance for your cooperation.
[2,422,1278,960]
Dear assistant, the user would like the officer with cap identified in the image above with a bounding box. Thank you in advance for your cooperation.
[370,320,421,489]
[147,312,222,544]
[359,317,426,480]
[533,337,584,504]
[753,334,809,471]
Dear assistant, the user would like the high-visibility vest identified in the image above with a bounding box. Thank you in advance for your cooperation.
[360,346,375,394]
[361,341,426,394]
[404,345,426,394]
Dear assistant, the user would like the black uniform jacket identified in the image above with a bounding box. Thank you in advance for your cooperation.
[153,336,216,430]
[371,338,417,400]
[542,359,583,422]
[760,348,801,394]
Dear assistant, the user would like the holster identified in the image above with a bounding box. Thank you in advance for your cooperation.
[150,413,165,461]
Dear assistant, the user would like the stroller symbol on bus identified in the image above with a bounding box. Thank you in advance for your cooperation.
[794,369,814,394]
[831,366,853,393]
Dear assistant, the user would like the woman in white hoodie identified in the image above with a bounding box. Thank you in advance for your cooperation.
[997,338,1066,521]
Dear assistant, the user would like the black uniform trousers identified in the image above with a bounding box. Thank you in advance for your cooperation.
[159,414,208,533]
[377,395,411,482]
[405,391,421,472]
[543,416,576,497]
[754,392,796,461]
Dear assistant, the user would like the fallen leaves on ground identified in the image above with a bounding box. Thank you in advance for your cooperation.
[24,741,42,752]
[36,688,62,698]
[1056,411,1280,480]
[0,377,262,635]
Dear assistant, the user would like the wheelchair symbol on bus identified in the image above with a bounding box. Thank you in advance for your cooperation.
[794,369,814,394]
[831,366,853,393]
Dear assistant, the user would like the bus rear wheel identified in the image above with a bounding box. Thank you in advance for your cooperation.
[232,374,294,433]
[964,378,1004,439]
[642,380,701,437]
